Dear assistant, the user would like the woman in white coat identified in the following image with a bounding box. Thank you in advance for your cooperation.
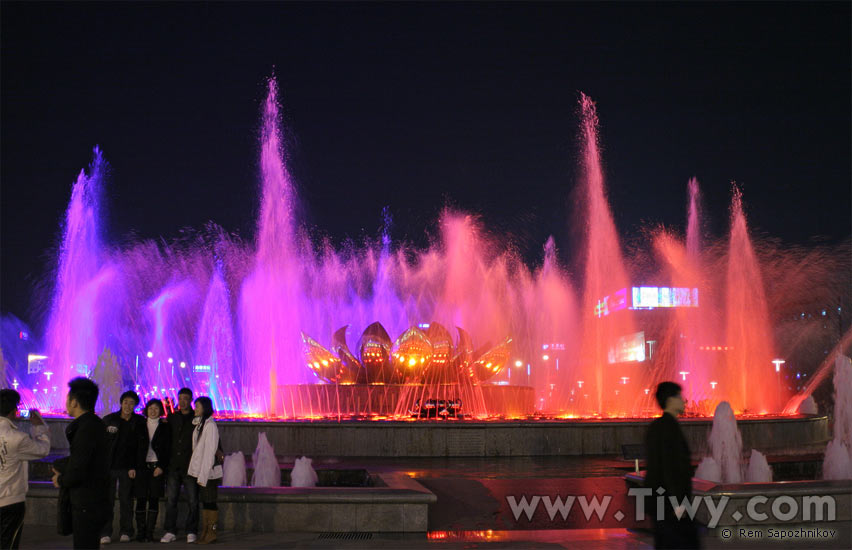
[187,396,222,544]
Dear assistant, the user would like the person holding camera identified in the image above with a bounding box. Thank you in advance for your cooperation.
[0,389,51,550]
[134,398,171,542]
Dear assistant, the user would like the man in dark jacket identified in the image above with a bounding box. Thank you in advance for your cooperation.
[51,377,111,550]
[644,381,700,549]
[100,390,145,543]
[160,388,199,543]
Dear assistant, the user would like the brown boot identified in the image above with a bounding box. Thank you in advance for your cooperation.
[198,510,217,544]
[196,509,209,544]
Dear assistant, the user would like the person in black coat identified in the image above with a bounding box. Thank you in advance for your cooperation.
[134,399,171,542]
[51,377,110,550]
[644,381,700,549]
[100,390,145,543]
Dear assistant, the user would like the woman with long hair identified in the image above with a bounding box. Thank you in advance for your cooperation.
[135,398,171,542]
[187,396,222,544]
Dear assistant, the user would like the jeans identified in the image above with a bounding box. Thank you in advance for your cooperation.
[102,468,135,537]
[73,503,107,549]
[163,470,199,535]
[0,501,25,549]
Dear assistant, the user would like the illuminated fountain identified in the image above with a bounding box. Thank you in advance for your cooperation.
[8,76,847,422]
[298,323,521,417]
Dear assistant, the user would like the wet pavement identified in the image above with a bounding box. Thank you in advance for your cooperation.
[20,526,654,549]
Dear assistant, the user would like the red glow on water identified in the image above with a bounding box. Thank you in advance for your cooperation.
[575,93,637,417]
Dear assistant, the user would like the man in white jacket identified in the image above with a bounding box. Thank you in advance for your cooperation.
[0,389,50,549]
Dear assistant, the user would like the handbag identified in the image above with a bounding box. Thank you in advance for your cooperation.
[215,441,225,466]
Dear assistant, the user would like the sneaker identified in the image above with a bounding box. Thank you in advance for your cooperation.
[160,532,177,543]
[187,533,197,543]
[119,535,131,543]
[100,536,111,544]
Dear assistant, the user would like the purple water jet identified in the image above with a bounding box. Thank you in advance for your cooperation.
[45,147,109,404]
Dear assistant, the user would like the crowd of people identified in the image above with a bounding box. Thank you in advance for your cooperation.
[0,379,223,550]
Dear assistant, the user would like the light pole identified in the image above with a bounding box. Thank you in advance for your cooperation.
[773,359,786,405]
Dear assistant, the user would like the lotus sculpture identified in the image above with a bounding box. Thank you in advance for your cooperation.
[302,322,512,384]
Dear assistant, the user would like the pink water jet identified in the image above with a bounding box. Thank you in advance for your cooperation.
[725,187,780,413]
[576,93,636,416]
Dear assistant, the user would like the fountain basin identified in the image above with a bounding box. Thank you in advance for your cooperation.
[36,414,828,457]
[24,472,435,534]
[274,383,536,418]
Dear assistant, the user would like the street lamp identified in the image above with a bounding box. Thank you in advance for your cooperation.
[772,359,786,372]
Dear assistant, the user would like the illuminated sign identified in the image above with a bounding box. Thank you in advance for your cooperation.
[608,332,646,364]
[27,354,47,374]
[193,365,212,373]
[596,286,699,316]
[632,286,698,309]
[595,288,628,317]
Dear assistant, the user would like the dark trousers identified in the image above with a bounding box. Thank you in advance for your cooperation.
[135,463,166,501]
[163,470,199,535]
[0,501,25,550]
[653,516,700,549]
[73,503,107,550]
[102,468,134,537]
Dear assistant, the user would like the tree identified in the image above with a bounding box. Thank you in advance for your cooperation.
[92,347,123,414]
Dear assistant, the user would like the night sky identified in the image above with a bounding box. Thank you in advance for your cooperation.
[2,2,850,328]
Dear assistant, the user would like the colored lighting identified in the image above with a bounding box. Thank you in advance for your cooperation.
[27,78,794,420]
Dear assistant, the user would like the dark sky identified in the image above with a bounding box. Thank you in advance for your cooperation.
[2,2,850,327]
